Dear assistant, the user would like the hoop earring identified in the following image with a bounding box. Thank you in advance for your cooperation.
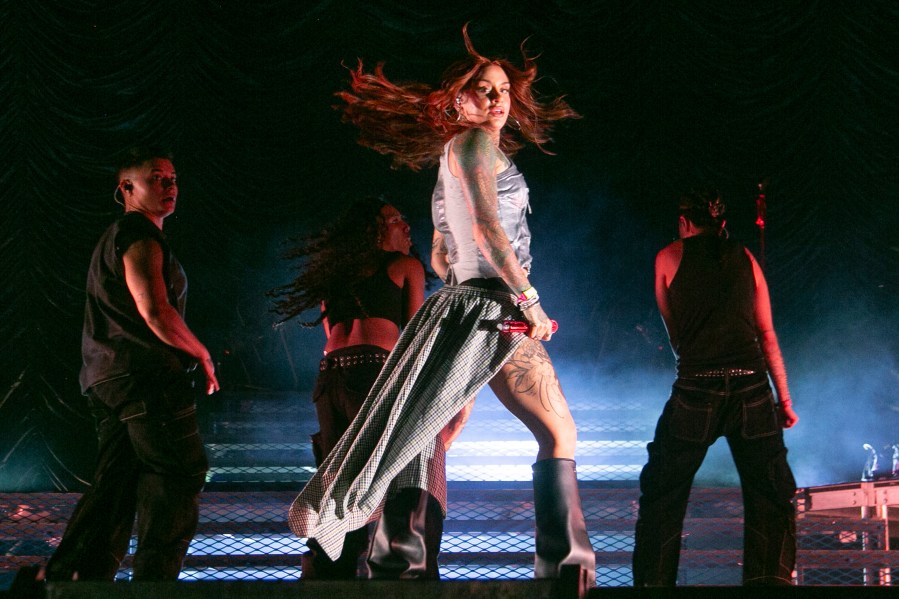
[508,116,521,130]
[444,107,462,123]
[453,95,465,122]
[113,188,125,207]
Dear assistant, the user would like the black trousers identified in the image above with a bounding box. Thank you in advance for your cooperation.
[632,372,797,586]
[45,370,208,581]
[311,345,389,463]
[303,346,388,579]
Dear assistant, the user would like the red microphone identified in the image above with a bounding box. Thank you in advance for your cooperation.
[497,320,559,333]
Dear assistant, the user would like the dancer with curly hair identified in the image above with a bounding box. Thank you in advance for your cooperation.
[271,197,453,579]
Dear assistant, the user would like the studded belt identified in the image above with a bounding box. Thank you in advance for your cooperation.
[684,368,757,378]
[319,352,389,372]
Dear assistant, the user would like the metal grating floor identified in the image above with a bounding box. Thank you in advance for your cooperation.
[3,486,899,588]
[3,389,897,588]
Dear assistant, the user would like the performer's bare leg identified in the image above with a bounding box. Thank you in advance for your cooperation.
[488,337,577,461]
[489,336,594,582]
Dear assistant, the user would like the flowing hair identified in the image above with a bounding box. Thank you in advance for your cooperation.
[268,197,389,326]
[268,197,435,326]
[337,23,579,171]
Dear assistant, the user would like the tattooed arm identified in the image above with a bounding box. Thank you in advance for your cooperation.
[431,228,449,282]
[453,129,529,291]
[452,129,554,340]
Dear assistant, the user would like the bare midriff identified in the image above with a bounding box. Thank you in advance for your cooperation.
[324,317,401,354]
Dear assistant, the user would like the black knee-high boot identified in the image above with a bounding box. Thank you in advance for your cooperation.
[300,526,369,579]
[532,458,596,588]
[301,430,370,579]
[365,487,444,579]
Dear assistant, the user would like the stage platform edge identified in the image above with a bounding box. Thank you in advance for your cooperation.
[9,570,578,599]
[6,577,899,599]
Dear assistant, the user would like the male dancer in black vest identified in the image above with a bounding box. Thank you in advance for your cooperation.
[44,147,219,581]
[632,189,799,586]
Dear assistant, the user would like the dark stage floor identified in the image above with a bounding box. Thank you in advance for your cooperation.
[3,390,897,593]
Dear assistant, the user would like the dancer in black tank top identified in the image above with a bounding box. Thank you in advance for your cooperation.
[633,189,799,587]
[44,147,219,583]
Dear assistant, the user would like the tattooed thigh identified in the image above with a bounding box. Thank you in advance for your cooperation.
[501,339,566,416]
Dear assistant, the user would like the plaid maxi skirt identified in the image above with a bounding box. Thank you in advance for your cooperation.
[288,283,526,560]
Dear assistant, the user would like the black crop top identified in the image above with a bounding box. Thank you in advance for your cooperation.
[325,252,404,327]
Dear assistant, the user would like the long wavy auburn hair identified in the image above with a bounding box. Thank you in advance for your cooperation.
[337,23,579,171]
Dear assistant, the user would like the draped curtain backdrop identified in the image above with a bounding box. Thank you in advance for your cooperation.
[2,0,897,491]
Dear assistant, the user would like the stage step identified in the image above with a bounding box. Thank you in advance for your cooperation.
[198,389,653,488]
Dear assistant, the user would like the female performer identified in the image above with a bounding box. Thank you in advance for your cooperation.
[271,197,444,579]
[288,26,595,586]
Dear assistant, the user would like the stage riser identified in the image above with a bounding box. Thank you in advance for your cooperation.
[199,390,652,486]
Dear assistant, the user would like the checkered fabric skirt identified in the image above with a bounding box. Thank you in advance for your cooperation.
[288,284,525,560]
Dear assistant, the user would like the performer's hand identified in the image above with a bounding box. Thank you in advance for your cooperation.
[522,302,554,341]
[778,403,798,429]
[202,356,220,395]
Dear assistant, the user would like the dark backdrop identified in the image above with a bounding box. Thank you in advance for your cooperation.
[2,1,897,491]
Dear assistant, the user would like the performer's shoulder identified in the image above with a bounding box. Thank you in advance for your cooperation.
[386,252,424,275]
[655,239,683,275]
[656,239,683,260]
